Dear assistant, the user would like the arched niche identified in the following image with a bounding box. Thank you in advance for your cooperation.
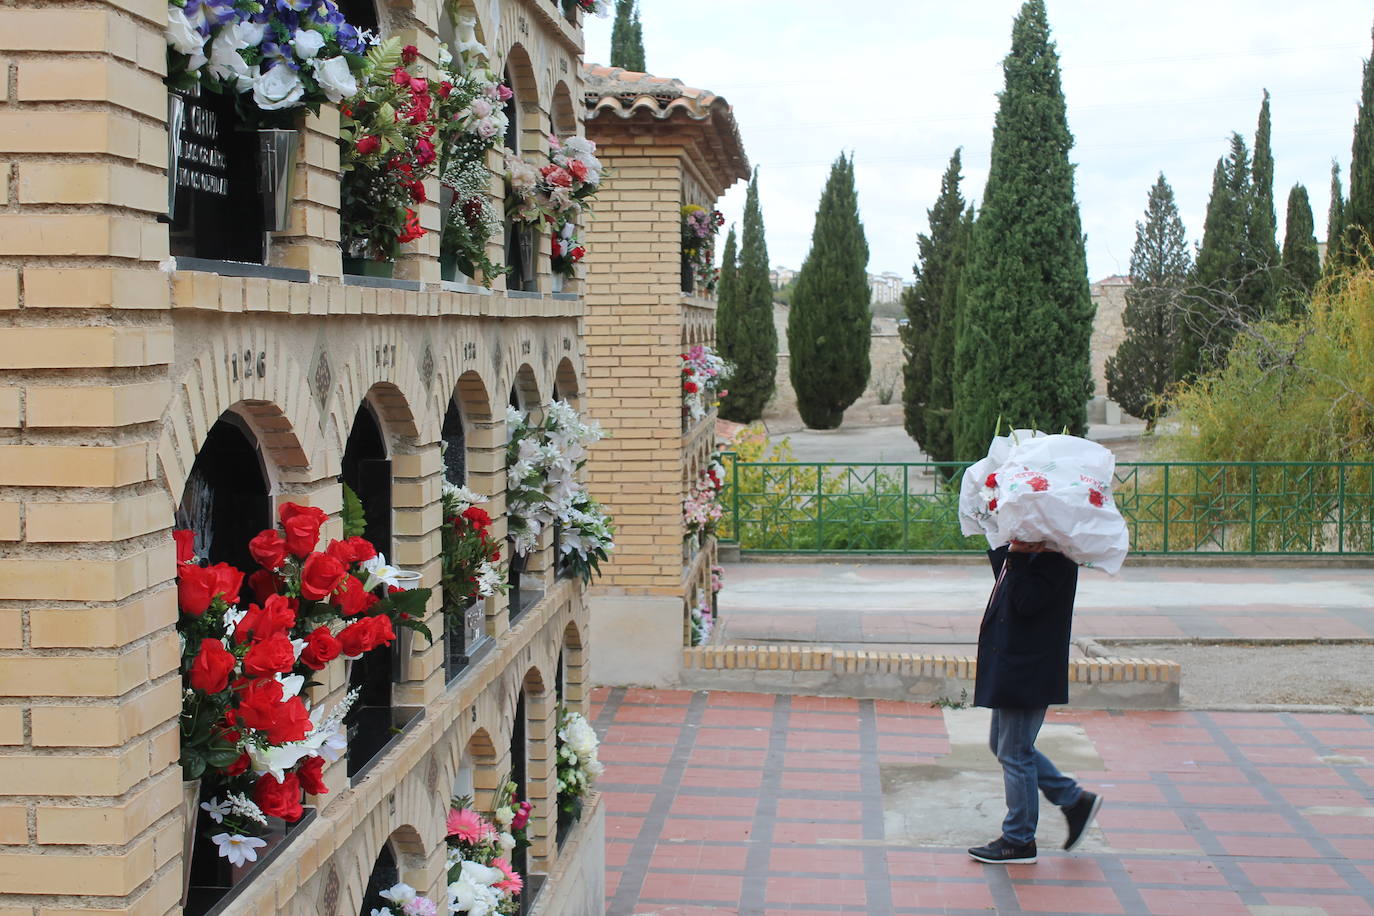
[357,826,426,916]
[336,0,380,36]
[443,370,496,681]
[175,410,272,570]
[455,727,499,811]
[550,81,577,138]
[509,363,542,418]
[503,42,542,292]
[341,383,423,780]
[553,357,580,411]
[506,365,543,619]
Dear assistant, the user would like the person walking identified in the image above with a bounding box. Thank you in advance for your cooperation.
[967,540,1102,865]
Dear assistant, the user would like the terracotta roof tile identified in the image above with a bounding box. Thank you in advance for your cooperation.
[582,64,749,189]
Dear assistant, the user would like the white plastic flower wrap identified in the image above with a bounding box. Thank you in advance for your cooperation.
[958,429,1047,544]
[989,434,1130,574]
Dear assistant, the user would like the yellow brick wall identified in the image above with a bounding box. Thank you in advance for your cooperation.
[0,0,604,912]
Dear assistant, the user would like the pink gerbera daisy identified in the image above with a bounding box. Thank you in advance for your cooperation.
[492,857,524,895]
[445,807,491,843]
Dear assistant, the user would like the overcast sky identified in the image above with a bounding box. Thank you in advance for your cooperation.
[583,1,1373,282]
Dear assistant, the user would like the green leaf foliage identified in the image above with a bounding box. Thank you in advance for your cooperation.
[719,170,777,422]
[1347,25,1374,261]
[1105,174,1191,429]
[952,0,1095,460]
[342,482,367,538]
[610,0,645,71]
[902,149,970,462]
[1326,161,1347,273]
[788,153,872,429]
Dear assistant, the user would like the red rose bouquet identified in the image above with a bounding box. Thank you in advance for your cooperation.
[176,502,432,863]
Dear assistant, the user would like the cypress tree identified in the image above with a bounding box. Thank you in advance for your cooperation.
[1179,134,1252,378]
[952,0,1094,460]
[719,169,776,423]
[715,225,739,364]
[1347,25,1374,257]
[1326,161,1346,271]
[1280,183,1320,311]
[788,153,872,429]
[1104,174,1190,431]
[609,0,644,71]
[1246,89,1280,317]
[902,148,969,462]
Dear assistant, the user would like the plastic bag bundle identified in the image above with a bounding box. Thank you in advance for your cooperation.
[958,429,1046,541]
[958,431,1130,574]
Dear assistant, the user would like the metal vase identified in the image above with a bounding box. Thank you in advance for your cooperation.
[167,93,187,219]
[180,778,200,906]
[256,129,300,232]
[518,225,537,289]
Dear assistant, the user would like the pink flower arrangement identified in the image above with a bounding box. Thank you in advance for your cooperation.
[446,806,492,844]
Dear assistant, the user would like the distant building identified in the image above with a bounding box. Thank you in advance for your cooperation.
[868,271,905,305]
[770,265,797,288]
[1090,274,1131,406]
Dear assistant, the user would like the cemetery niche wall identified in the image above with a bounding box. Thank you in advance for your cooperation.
[0,0,608,913]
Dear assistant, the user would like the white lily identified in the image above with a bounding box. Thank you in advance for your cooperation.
[359,553,406,592]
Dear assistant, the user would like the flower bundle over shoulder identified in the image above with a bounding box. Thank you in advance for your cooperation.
[339,39,438,261]
[440,482,507,611]
[165,0,371,119]
[175,505,432,863]
[505,401,614,579]
[681,344,732,422]
[436,17,512,285]
[681,205,725,293]
[556,707,604,820]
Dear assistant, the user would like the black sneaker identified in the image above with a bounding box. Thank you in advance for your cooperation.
[967,837,1037,864]
[1062,790,1102,851]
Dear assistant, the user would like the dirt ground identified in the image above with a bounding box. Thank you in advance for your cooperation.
[1097,641,1374,709]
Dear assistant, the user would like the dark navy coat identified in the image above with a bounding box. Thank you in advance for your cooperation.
[973,545,1079,709]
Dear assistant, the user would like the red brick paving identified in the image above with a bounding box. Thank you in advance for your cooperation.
[594,687,1374,915]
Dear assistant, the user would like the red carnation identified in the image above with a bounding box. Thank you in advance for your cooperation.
[1088,488,1104,507]
[249,529,289,570]
[988,498,998,512]
[984,473,997,489]
[188,638,236,694]
[540,164,572,188]
[407,179,427,203]
[242,632,297,678]
[400,43,419,64]
[174,529,196,565]
[391,66,409,86]
[299,626,342,670]
[297,755,329,796]
[566,159,588,182]
[569,245,585,261]
[461,506,492,529]
[1028,476,1050,492]
[438,80,453,98]
[355,134,380,156]
[254,771,304,821]
[683,381,699,394]
[300,552,348,602]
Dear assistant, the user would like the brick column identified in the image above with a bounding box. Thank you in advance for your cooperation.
[0,1,182,912]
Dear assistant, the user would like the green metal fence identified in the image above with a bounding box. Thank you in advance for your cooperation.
[718,454,1374,556]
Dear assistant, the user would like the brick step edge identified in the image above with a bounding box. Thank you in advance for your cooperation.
[682,645,1180,684]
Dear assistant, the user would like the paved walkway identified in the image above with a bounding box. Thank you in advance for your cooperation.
[593,687,1374,915]
[716,563,1374,649]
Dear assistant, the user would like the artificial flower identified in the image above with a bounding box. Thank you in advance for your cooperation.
[189,637,236,693]
[253,771,304,821]
[211,832,266,868]
[252,64,306,111]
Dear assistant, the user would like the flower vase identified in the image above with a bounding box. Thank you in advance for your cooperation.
[342,256,395,279]
[256,128,300,232]
[680,254,695,294]
[180,778,200,907]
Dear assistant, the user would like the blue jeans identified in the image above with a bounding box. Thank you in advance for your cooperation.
[989,707,1082,845]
